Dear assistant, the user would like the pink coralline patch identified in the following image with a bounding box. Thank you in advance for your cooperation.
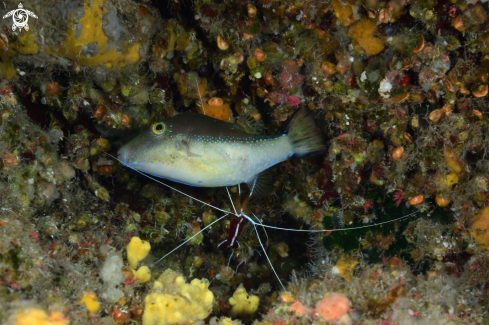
[288,300,313,316]
[314,293,350,321]
[440,52,450,64]
[384,70,401,87]
[279,60,304,89]
[422,42,433,57]
[281,73,291,83]
[280,74,304,89]
[283,59,300,74]
[267,91,286,105]
[293,74,304,85]
[286,95,301,107]
[418,68,440,89]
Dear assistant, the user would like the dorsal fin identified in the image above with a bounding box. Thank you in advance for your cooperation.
[236,112,264,134]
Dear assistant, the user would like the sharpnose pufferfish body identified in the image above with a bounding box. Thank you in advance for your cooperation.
[118,108,325,191]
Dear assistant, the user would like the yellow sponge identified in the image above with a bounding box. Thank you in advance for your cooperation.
[229,284,259,317]
[15,308,69,325]
[79,292,101,314]
[47,0,140,68]
[142,269,214,325]
[127,237,151,269]
[471,207,489,250]
[132,266,152,284]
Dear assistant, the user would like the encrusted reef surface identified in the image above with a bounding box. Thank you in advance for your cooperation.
[1,0,489,324]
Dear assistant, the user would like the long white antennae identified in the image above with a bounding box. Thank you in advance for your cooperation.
[251,213,269,248]
[108,153,232,215]
[252,211,419,232]
[109,152,419,279]
[152,213,230,267]
[250,220,286,291]
[109,152,417,234]
[226,187,238,216]
[232,210,418,288]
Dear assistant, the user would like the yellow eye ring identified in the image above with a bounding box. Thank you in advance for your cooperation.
[151,122,166,135]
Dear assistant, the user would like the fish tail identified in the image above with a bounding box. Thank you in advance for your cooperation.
[285,108,326,158]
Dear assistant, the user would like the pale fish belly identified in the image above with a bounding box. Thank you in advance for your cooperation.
[121,133,294,187]
[181,134,294,187]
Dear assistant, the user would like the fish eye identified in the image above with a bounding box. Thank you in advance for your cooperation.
[151,122,166,135]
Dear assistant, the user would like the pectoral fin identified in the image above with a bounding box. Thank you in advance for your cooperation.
[175,138,202,158]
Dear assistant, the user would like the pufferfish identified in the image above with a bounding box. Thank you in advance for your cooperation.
[117,108,325,196]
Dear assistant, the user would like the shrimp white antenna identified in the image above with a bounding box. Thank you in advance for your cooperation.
[251,213,269,247]
[252,210,419,233]
[226,187,239,216]
[152,212,230,267]
[233,209,419,291]
[245,213,286,291]
[108,153,231,215]
[109,153,420,288]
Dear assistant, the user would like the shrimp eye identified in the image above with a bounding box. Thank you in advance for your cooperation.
[151,122,166,135]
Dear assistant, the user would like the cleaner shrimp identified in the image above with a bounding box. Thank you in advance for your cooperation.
[108,153,419,291]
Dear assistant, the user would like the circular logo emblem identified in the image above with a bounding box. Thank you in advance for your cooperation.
[3,3,38,32]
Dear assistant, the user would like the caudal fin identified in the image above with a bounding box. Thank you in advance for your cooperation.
[285,108,326,158]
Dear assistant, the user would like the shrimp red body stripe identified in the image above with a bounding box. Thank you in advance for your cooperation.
[218,217,246,249]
